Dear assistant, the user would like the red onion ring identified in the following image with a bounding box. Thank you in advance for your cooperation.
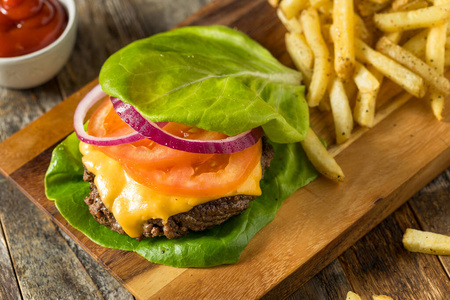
[73,84,145,146]
[73,84,264,153]
[110,97,264,154]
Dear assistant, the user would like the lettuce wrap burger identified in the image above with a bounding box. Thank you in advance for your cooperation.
[45,26,319,267]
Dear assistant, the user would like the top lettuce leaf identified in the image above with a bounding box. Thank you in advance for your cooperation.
[44,25,318,267]
[99,25,309,143]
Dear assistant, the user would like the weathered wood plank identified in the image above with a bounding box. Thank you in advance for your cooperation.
[286,259,353,300]
[134,0,213,35]
[0,215,22,300]
[0,88,50,142]
[409,169,450,277]
[56,228,133,300]
[0,178,104,299]
[338,202,450,299]
[0,81,97,177]
[55,0,145,99]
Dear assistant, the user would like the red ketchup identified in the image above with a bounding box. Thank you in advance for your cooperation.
[0,0,67,57]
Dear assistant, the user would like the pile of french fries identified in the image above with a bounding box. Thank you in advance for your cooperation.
[268,0,450,181]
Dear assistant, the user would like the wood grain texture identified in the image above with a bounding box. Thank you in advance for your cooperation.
[286,260,353,300]
[409,169,450,278]
[0,178,104,299]
[338,203,450,299]
[0,210,21,300]
[0,0,449,299]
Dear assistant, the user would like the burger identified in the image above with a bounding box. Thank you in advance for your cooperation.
[78,93,275,239]
[45,25,318,267]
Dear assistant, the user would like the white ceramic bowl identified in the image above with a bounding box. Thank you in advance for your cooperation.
[0,0,77,89]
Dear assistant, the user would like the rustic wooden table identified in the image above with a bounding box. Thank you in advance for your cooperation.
[0,1,449,299]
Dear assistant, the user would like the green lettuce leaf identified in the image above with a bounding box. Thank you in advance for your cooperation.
[45,133,317,267]
[99,25,308,144]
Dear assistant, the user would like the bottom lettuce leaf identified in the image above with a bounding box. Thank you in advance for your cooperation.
[45,132,317,267]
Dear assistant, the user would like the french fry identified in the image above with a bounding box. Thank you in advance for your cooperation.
[346,291,362,300]
[376,36,450,95]
[268,0,281,8]
[310,0,331,9]
[393,0,429,11]
[300,127,345,181]
[301,8,332,107]
[426,4,447,71]
[285,32,314,85]
[344,77,359,104]
[402,29,428,57]
[357,0,391,17]
[426,0,449,120]
[322,23,333,45]
[403,228,450,255]
[353,62,380,92]
[372,296,394,300]
[329,76,353,144]
[384,31,403,44]
[368,0,391,4]
[354,38,426,98]
[354,13,374,45]
[332,0,355,80]
[382,0,428,45]
[277,8,303,33]
[280,0,308,19]
[317,0,333,18]
[374,5,450,32]
[391,0,409,10]
[353,63,382,127]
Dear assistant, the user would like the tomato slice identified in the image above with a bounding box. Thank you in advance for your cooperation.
[87,98,262,197]
[87,99,226,168]
[123,140,262,197]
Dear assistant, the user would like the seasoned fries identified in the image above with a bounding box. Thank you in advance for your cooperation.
[346,291,362,300]
[300,127,345,181]
[374,5,450,32]
[269,0,449,181]
[352,62,380,92]
[355,38,426,98]
[300,8,332,107]
[277,9,302,33]
[376,36,450,95]
[329,76,354,144]
[285,32,314,85]
[353,13,373,45]
[347,291,394,300]
[353,63,382,127]
[426,0,449,120]
[403,228,450,255]
[332,0,355,80]
[280,0,307,19]
[372,295,394,300]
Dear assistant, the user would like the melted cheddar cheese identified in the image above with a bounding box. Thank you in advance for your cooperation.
[80,143,262,237]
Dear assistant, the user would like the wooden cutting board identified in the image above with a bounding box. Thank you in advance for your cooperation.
[1,0,449,299]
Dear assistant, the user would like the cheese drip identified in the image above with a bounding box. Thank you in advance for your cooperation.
[80,143,262,237]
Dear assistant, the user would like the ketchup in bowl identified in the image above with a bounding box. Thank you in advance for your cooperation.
[0,0,67,57]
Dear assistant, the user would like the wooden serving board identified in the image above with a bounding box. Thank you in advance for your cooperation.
[1,0,449,299]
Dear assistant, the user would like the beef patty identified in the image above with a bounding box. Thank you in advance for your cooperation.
[83,139,274,239]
